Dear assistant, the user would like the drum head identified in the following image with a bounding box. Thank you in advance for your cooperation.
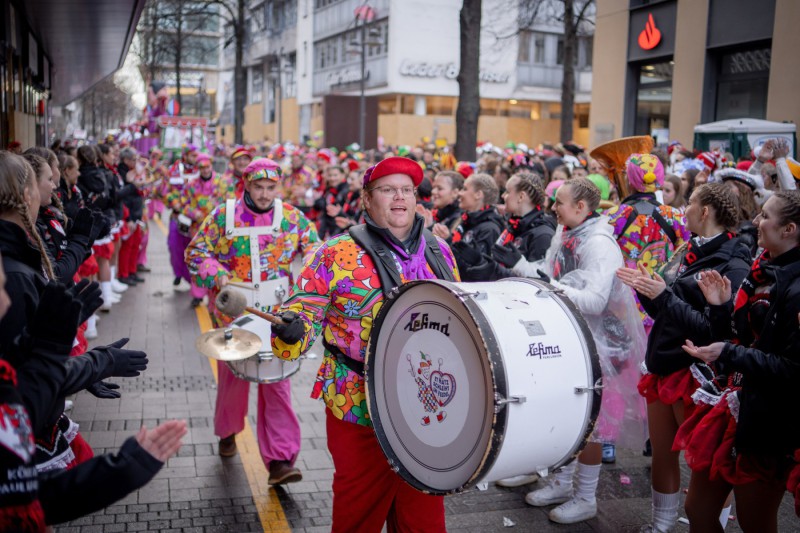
[366,280,500,494]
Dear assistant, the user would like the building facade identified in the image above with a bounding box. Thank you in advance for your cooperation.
[589,0,800,149]
[137,1,224,120]
[1,0,145,148]
[219,0,594,149]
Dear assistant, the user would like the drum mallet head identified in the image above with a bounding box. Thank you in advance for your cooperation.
[216,286,247,317]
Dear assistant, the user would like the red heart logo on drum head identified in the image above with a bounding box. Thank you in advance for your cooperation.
[429,371,456,407]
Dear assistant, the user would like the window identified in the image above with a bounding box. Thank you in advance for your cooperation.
[379,96,397,115]
[534,34,546,64]
[635,62,673,136]
[315,0,344,9]
[581,36,593,68]
[313,20,388,71]
[181,35,219,66]
[715,47,770,120]
[265,0,298,34]
[556,37,578,66]
[518,32,531,63]
[251,67,263,104]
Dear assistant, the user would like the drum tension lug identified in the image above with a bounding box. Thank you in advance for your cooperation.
[494,393,526,413]
[575,378,604,394]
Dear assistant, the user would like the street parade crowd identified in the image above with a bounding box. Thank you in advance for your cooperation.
[0,130,799,532]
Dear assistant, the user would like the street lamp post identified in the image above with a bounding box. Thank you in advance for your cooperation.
[354,5,375,149]
[359,19,366,149]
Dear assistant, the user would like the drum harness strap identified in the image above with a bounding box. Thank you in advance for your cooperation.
[323,225,455,377]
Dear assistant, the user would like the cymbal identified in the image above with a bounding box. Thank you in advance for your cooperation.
[195,328,262,361]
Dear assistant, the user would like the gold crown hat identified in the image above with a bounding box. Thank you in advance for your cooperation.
[589,136,655,198]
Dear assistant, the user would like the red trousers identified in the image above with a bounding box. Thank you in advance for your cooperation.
[326,409,446,533]
[118,224,143,278]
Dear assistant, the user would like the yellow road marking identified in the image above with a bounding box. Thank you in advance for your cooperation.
[153,215,168,236]
[194,306,291,532]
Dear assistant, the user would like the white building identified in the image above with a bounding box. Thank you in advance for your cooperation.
[219,0,593,148]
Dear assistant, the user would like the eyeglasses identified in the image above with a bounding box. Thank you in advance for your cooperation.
[367,185,417,198]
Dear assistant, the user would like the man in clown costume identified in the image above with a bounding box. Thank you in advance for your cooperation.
[269,156,459,532]
[178,153,235,307]
[220,146,253,200]
[165,144,199,287]
[185,158,319,484]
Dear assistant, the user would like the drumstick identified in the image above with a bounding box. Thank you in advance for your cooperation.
[226,281,256,291]
[244,306,285,326]
[216,286,287,325]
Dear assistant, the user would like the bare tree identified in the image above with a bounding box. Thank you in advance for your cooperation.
[456,0,482,162]
[78,77,137,138]
[509,0,595,142]
[557,0,593,142]
[135,0,224,112]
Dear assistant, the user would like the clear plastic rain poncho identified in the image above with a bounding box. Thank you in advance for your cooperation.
[512,215,648,447]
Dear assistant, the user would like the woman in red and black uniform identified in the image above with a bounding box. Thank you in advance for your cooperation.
[678,189,800,532]
[0,152,149,473]
[0,251,186,532]
[616,182,752,533]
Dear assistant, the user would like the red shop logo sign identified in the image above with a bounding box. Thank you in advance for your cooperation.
[638,13,662,51]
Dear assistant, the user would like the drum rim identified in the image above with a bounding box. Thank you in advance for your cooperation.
[365,279,508,495]
[229,315,302,383]
[503,277,603,467]
[225,355,301,383]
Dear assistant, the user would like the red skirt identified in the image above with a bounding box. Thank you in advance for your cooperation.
[92,242,114,260]
[77,254,99,277]
[638,366,698,416]
[673,389,789,487]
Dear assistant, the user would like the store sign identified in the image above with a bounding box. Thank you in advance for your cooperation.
[325,68,369,87]
[399,60,510,84]
[638,13,662,51]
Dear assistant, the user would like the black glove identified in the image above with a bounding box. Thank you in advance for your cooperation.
[69,208,94,239]
[87,380,121,399]
[93,212,112,240]
[102,338,149,377]
[272,311,306,345]
[536,269,551,283]
[492,243,522,268]
[451,241,483,268]
[463,258,495,282]
[31,281,82,347]
[66,278,103,324]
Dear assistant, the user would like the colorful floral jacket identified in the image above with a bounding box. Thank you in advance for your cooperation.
[606,198,690,327]
[185,200,320,327]
[282,165,317,207]
[165,161,196,215]
[270,233,459,426]
[179,173,235,235]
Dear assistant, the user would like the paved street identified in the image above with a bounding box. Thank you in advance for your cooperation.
[56,219,798,532]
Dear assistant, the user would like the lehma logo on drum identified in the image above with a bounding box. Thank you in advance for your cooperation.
[403,313,450,336]
[526,342,562,359]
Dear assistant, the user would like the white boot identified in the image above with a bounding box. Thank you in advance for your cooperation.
[525,463,575,507]
[100,282,114,312]
[85,315,98,340]
[549,496,598,524]
[549,462,600,524]
[110,266,128,293]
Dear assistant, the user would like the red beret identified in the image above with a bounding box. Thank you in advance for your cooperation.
[346,159,360,172]
[362,156,423,188]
